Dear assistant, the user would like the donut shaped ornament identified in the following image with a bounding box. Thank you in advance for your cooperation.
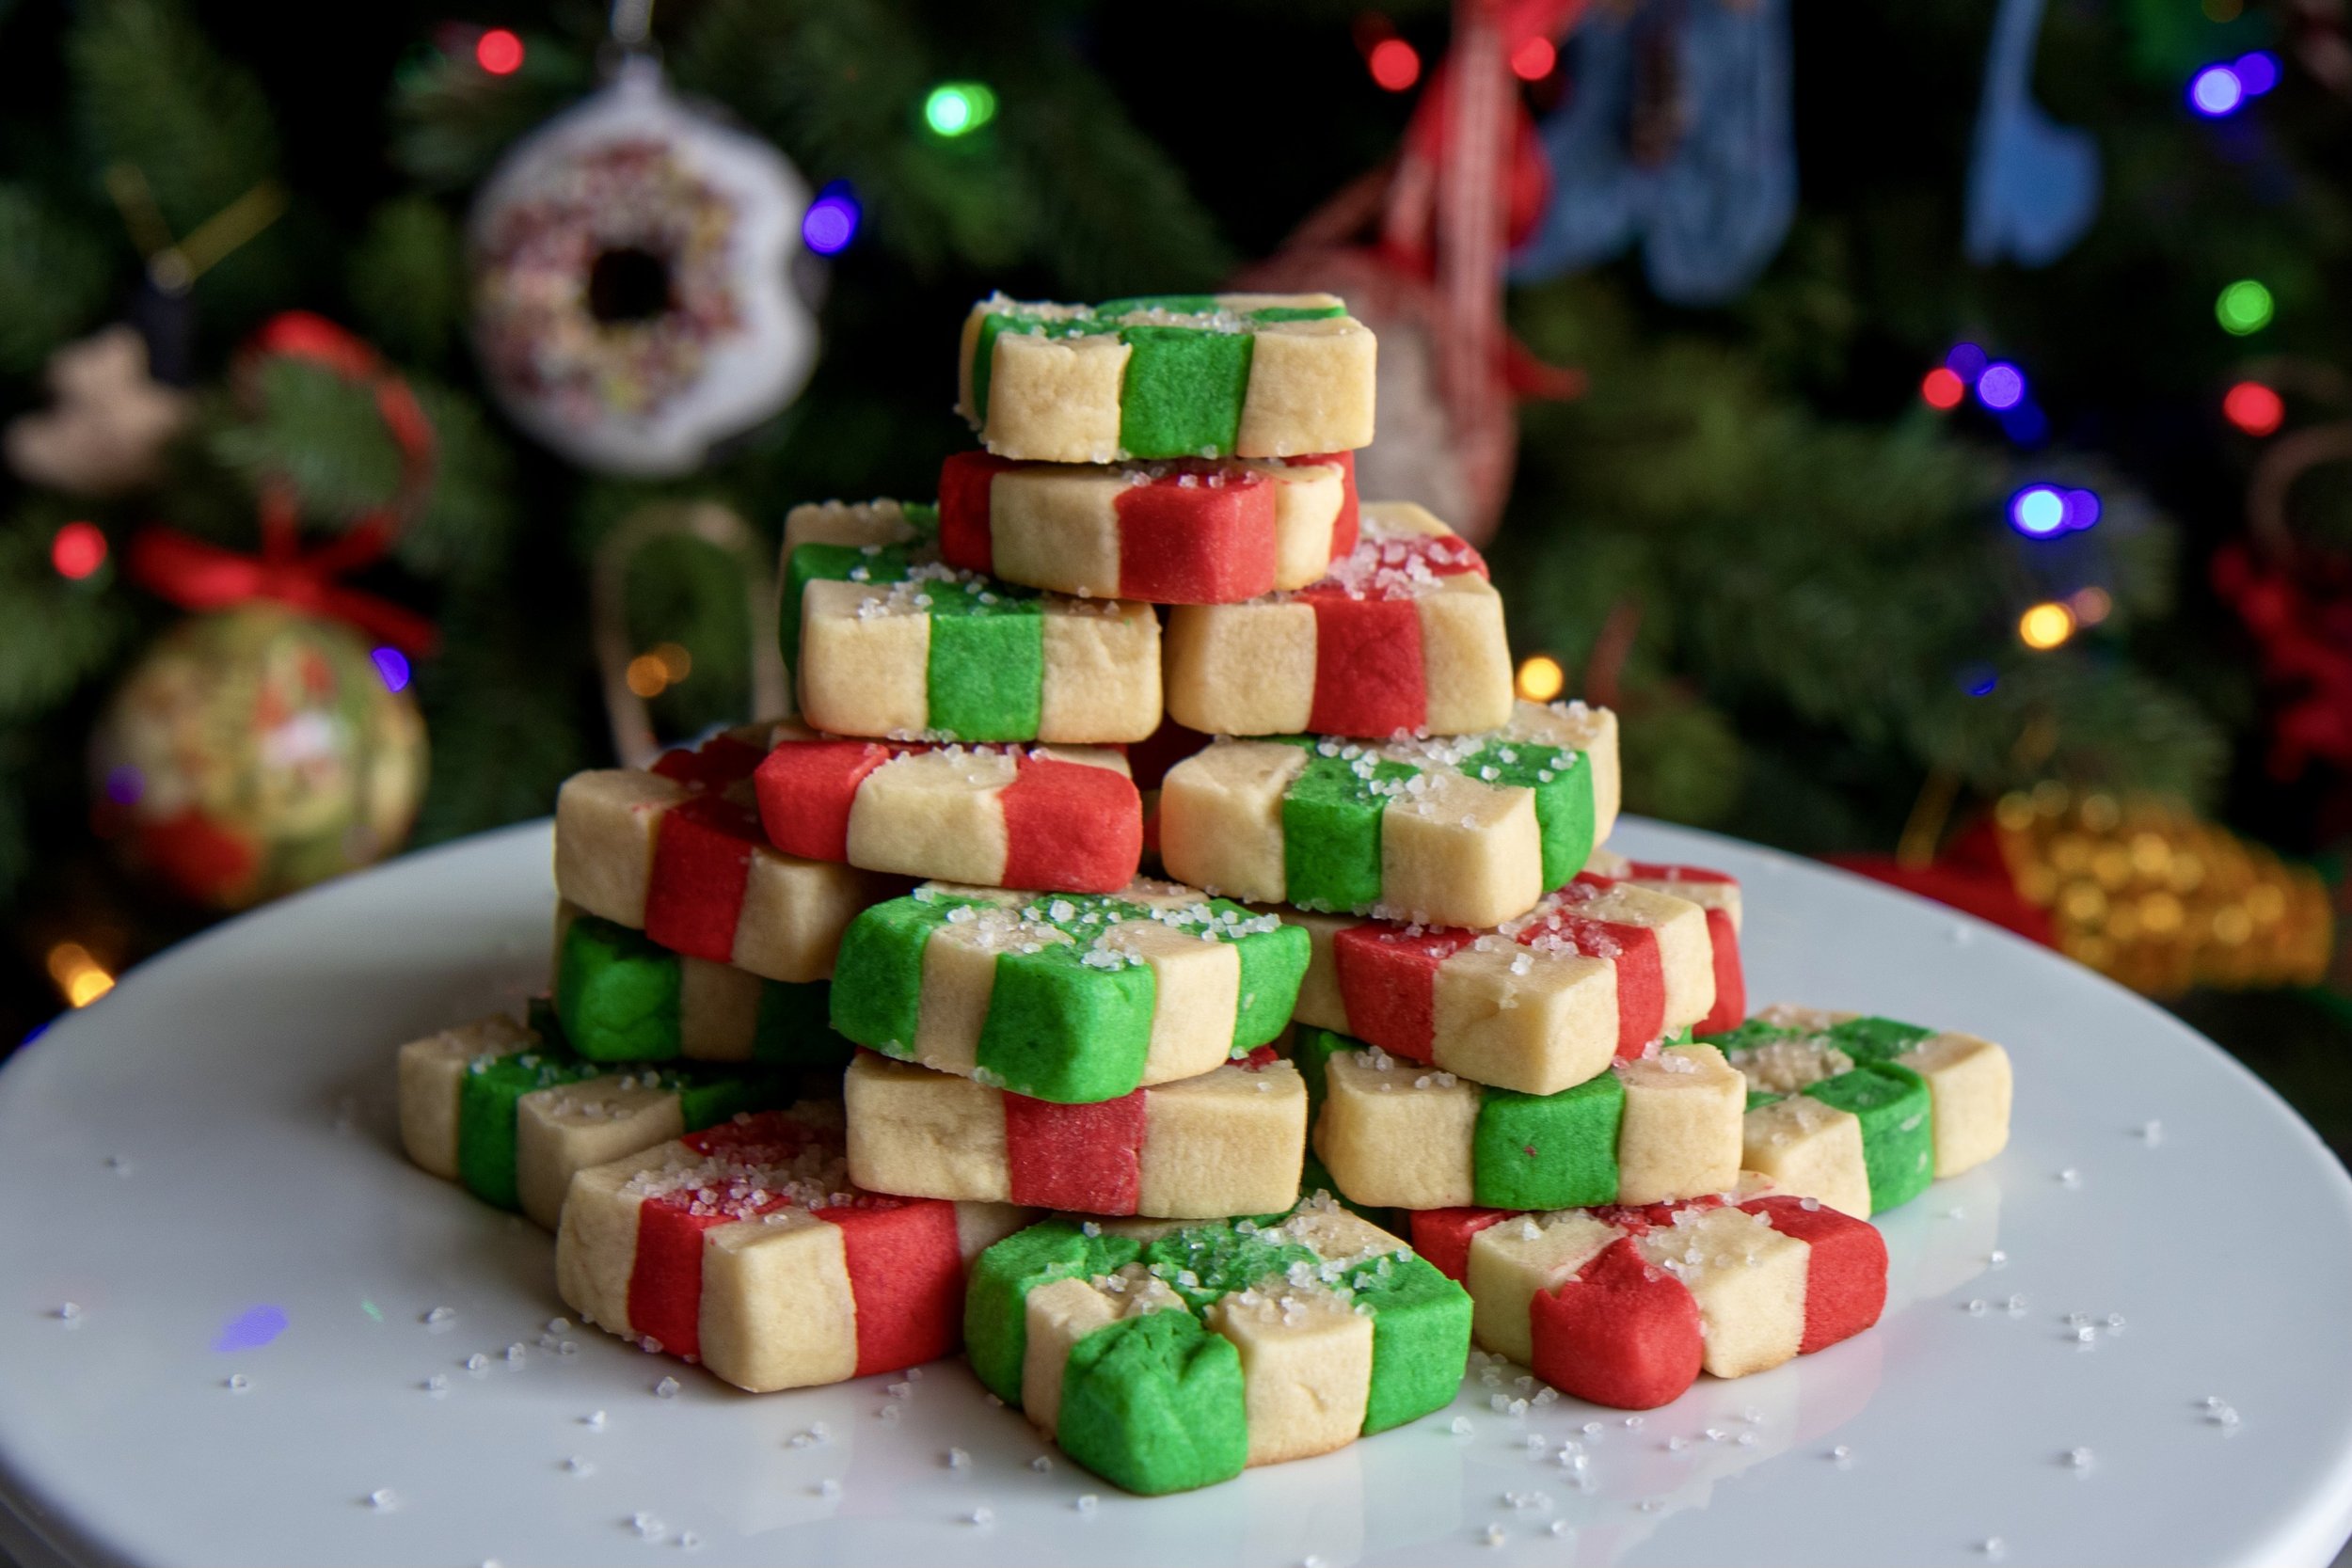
[468,58,818,475]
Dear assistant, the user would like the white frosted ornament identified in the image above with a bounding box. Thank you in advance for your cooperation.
[468,57,818,475]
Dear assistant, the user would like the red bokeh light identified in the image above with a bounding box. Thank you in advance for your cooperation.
[50,521,106,580]
[476,28,524,75]
[1369,38,1422,92]
[2222,380,2284,436]
[1511,36,1558,81]
[1920,366,1966,410]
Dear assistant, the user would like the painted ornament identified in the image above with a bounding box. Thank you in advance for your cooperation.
[90,607,426,910]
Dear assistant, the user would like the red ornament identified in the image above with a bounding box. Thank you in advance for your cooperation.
[126,312,439,654]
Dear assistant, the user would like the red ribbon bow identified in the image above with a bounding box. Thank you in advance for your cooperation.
[128,310,440,655]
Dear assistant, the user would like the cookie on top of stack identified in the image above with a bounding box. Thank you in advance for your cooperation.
[388,288,2014,1495]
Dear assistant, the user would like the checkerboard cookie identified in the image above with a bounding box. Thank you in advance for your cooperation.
[556,1107,1029,1392]
[752,726,1140,895]
[396,1009,788,1228]
[1708,1005,2013,1220]
[782,499,1160,744]
[937,450,1357,602]
[843,1049,1306,1219]
[552,905,849,1068]
[1295,1025,1746,1212]
[1280,869,1725,1097]
[1156,701,1620,928]
[829,879,1308,1103]
[1162,502,1512,738]
[1588,853,1748,1036]
[554,726,900,985]
[1409,1189,1886,1408]
[963,1198,1469,1494]
[957,293,1376,463]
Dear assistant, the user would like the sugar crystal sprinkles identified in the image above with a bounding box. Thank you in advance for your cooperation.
[676,1530,701,1549]
[946,1447,971,1469]
[566,1456,593,1475]
[584,1409,607,1429]
[1482,1523,1507,1546]
[967,1507,994,1526]
[423,1306,454,1325]
[631,1513,661,1537]
[653,1376,682,1398]
[367,1489,397,1512]
[466,1354,489,1372]
[226,1373,250,1392]
[1980,1539,2006,1559]
[422,1374,447,1395]
[2064,1447,2094,1469]
[56,1302,80,1323]
[1031,1455,1054,1472]
[1076,1495,1099,1513]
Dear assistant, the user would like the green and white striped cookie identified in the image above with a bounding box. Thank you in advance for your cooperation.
[829,879,1310,1104]
[964,1197,1470,1495]
[1157,700,1621,929]
[552,904,851,1068]
[1708,1004,2014,1220]
[781,499,1160,745]
[956,293,1376,463]
[395,1008,794,1229]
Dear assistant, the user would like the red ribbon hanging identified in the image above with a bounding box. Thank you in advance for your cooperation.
[127,310,441,655]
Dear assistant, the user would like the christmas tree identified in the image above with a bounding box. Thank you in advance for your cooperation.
[0,0,2343,1149]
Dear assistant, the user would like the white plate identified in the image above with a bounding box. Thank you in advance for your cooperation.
[3,819,2349,1568]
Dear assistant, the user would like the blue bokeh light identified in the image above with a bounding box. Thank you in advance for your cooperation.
[103,764,143,805]
[1946,342,1989,381]
[2190,65,2246,117]
[2235,51,2280,96]
[802,182,861,256]
[1977,362,2026,410]
[1998,400,2051,445]
[2063,488,2102,531]
[2011,484,2068,537]
[1959,663,1999,698]
[371,646,410,694]
[214,1305,288,1352]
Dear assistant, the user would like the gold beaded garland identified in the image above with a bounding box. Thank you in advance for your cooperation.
[1993,787,2332,994]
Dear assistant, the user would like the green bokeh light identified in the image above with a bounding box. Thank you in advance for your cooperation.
[2216,279,2274,336]
[924,82,997,138]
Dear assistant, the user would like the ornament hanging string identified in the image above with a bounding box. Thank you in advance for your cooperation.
[127,311,441,655]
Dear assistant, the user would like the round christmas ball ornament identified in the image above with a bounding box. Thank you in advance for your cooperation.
[468,57,818,475]
[90,607,427,911]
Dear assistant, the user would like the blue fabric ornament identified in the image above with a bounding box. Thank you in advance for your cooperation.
[1510,0,1796,307]
[1964,0,2101,267]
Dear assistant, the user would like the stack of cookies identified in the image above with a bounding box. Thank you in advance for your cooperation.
[392,291,2017,1497]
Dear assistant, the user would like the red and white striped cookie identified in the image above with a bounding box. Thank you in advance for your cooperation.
[843,1049,1307,1219]
[752,725,1140,895]
[1283,872,1722,1095]
[1590,853,1747,1037]
[556,1106,1029,1392]
[1163,502,1515,738]
[1411,1188,1886,1409]
[554,727,903,984]
[937,451,1359,602]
